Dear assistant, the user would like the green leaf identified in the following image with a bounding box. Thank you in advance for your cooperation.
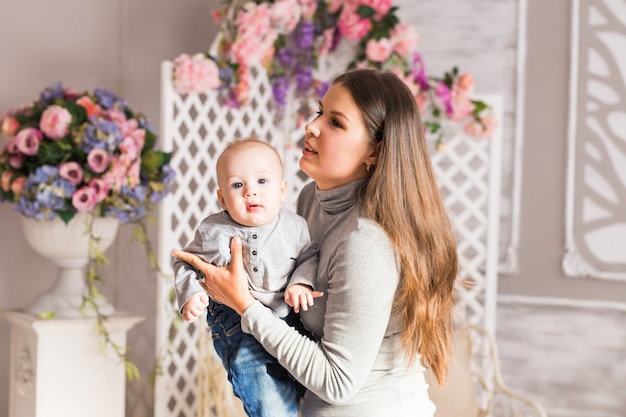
[356,5,376,18]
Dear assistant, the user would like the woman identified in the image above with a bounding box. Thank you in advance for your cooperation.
[172,68,459,416]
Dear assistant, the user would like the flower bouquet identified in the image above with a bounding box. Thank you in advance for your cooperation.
[0,82,175,224]
[171,0,496,145]
[0,82,175,378]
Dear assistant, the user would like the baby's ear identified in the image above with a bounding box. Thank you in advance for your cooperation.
[280,180,288,202]
[216,189,227,210]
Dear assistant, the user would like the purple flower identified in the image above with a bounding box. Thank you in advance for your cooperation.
[40,82,64,104]
[94,88,128,110]
[295,20,315,49]
[271,76,290,109]
[276,48,295,67]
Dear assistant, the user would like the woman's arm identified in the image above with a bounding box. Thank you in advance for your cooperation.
[171,236,255,315]
[172,225,399,404]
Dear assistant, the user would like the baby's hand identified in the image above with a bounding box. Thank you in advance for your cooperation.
[284,284,324,313]
[181,292,209,322]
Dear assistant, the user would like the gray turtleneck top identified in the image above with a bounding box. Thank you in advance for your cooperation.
[241,180,435,417]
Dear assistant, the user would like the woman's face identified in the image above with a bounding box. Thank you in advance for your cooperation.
[300,83,375,190]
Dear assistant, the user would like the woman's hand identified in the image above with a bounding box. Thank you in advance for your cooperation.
[171,236,255,315]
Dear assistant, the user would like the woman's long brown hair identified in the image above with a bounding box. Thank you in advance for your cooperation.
[334,69,459,386]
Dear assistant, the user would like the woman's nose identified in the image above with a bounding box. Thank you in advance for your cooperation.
[305,122,320,137]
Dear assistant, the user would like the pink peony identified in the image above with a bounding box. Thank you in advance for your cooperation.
[173,53,221,94]
[72,187,97,212]
[59,161,84,185]
[14,128,42,155]
[40,105,72,139]
[87,148,111,173]
[89,178,109,202]
[365,38,393,62]
[1,116,20,136]
[391,22,419,57]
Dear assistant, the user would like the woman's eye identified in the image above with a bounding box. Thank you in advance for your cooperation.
[331,118,343,128]
[232,182,243,189]
[258,178,267,185]
[315,110,322,118]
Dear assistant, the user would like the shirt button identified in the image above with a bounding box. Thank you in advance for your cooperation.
[252,250,257,256]
[252,234,257,239]
[252,267,258,272]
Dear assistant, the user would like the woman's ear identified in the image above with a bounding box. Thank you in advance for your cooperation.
[366,141,382,168]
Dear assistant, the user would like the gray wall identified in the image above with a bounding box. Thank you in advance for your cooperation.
[1,0,624,416]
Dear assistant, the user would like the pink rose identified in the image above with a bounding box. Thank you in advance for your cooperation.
[59,161,84,185]
[10,176,26,197]
[326,0,343,13]
[365,38,393,62]
[14,128,42,155]
[297,0,317,20]
[271,0,301,32]
[391,22,419,57]
[89,178,109,202]
[449,86,475,121]
[1,116,20,136]
[362,0,393,19]
[102,158,128,192]
[76,96,102,118]
[40,105,72,139]
[128,160,141,187]
[338,6,372,41]
[8,153,25,169]
[465,115,496,139]
[119,136,139,162]
[173,53,221,94]
[87,148,111,173]
[457,73,474,93]
[1,171,13,191]
[72,187,97,212]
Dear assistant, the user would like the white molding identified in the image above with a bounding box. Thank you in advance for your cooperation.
[498,293,626,313]
[564,0,582,280]
[500,0,528,275]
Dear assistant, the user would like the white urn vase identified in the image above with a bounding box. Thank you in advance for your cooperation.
[20,212,120,318]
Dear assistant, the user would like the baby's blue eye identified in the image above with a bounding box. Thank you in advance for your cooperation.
[258,178,267,185]
[232,182,243,189]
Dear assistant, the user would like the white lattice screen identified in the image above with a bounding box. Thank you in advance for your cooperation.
[155,60,503,416]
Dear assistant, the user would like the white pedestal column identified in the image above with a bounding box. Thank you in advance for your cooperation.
[4,310,144,417]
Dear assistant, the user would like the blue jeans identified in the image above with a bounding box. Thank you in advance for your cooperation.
[207,301,305,417]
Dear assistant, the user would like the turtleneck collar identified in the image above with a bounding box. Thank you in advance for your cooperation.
[314,179,365,215]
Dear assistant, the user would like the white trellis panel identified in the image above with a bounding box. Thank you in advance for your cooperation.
[155,60,503,416]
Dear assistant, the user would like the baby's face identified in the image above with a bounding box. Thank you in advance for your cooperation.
[216,143,286,227]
